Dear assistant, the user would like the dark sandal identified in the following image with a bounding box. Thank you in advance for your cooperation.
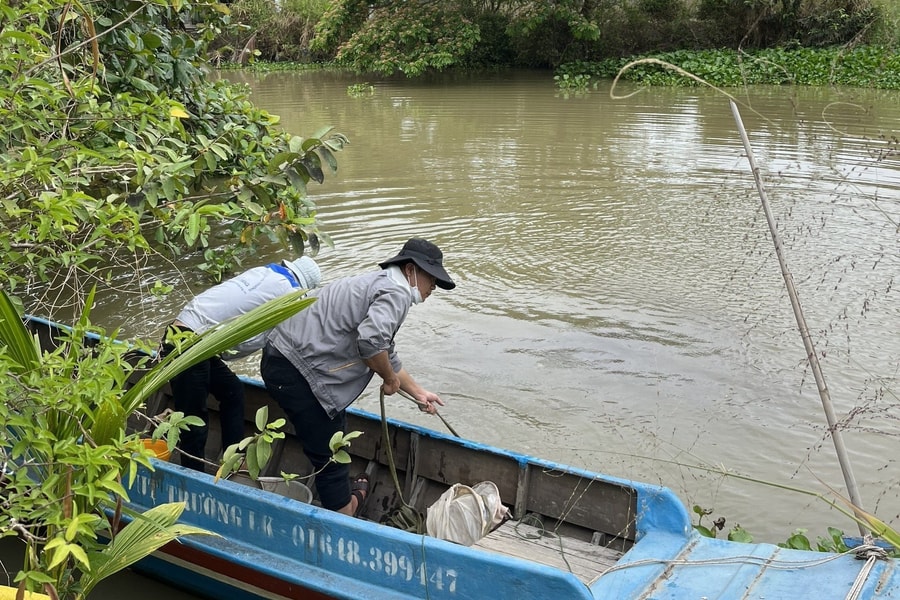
[350,473,369,517]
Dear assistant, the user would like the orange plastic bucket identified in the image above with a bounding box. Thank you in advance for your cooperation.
[141,438,171,462]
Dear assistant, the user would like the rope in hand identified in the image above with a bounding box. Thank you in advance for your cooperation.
[396,389,461,437]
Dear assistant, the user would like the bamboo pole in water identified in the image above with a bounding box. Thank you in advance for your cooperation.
[729,100,867,536]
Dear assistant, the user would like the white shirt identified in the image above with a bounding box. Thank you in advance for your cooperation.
[177,264,300,359]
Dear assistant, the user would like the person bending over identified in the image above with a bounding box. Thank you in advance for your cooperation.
[261,238,454,516]
[163,256,321,471]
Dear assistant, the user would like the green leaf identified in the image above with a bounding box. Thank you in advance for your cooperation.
[300,137,321,152]
[91,398,127,446]
[268,151,296,173]
[216,452,243,482]
[728,525,753,543]
[341,431,363,443]
[186,213,200,246]
[300,154,324,184]
[162,177,176,200]
[254,406,269,431]
[81,503,215,597]
[209,143,230,161]
[129,77,158,93]
[253,439,272,472]
[328,431,345,453]
[285,166,309,190]
[317,146,338,173]
[310,126,334,140]
[784,532,812,550]
[0,30,43,50]
[142,32,163,50]
[47,539,89,570]
[0,288,41,374]
[827,526,845,547]
[694,525,714,538]
[246,444,261,479]
[68,544,91,569]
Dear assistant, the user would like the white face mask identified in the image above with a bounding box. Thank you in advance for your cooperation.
[409,268,424,305]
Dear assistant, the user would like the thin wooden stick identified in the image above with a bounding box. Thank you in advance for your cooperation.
[729,100,866,536]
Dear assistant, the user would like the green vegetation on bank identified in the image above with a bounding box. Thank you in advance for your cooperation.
[217,45,900,91]
[216,0,899,89]
[211,0,330,64]
[557,45,900,89]
[0,0,347,299]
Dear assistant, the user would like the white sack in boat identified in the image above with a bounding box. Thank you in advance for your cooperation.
[426,481,509,546]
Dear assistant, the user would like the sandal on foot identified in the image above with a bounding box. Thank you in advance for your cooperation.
[350,473,370,518]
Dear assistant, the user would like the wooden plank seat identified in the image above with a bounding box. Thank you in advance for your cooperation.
[472,519,623,585]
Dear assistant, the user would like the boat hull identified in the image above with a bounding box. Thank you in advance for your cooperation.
[127,460,609,599]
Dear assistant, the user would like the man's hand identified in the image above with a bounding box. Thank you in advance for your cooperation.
[381,373,401,395]
[364,351,400,394]
[416,390,445,414]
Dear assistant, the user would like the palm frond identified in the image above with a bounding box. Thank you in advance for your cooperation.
[121,290,314,414]
[81,502,216,596]
[0,288,41,374]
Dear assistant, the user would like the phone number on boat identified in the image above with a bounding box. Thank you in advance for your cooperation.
[291,524,458,593]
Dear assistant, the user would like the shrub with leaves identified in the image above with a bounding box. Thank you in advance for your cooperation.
[312,0,604,74]
[313,0,481,76]
[0,0,347,311]
[213,0,331,63]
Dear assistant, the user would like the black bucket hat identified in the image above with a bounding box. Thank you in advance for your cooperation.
[378,238,456,290]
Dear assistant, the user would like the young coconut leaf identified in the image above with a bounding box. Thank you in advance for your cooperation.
[0,288,41,374]
[121,289,315,414]
[81,502,215,597]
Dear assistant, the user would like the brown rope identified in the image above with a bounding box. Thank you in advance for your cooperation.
[379,389,426,533]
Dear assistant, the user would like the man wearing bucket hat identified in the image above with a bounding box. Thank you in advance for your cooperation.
[162,256,322,472]
[261,238,454,518]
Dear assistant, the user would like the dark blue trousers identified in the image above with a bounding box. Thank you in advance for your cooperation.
[260,345,351,510]
[164,331,245,472]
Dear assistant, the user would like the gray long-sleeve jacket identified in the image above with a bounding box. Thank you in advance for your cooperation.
[265,268,412,417]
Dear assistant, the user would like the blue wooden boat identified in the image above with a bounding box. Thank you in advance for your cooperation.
[23,316,900,599]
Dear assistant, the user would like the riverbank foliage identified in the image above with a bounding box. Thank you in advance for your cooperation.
[219,0,898,86]
[0,0,345,311]
[211,0,331,64]
[557,45,900,89]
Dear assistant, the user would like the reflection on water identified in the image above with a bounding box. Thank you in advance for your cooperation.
[34,70,900,547]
